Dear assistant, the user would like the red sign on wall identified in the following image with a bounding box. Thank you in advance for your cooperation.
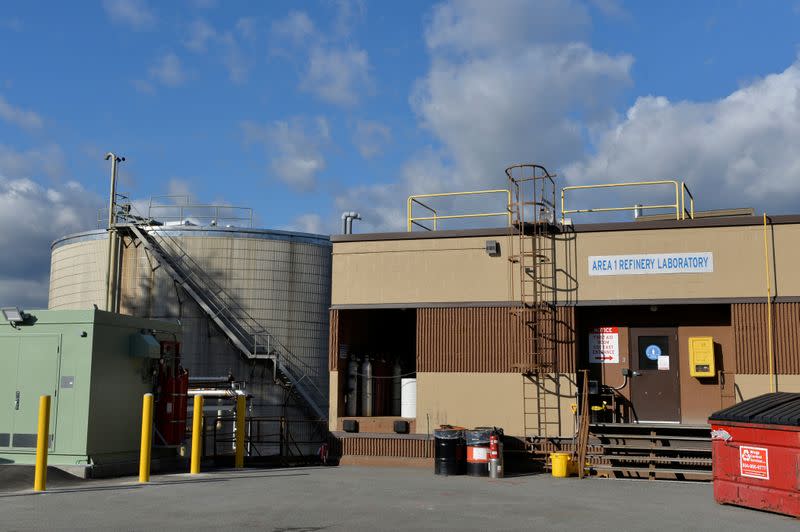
[739,445,769,480]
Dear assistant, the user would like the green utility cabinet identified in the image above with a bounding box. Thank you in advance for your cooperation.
[0,309,180,472]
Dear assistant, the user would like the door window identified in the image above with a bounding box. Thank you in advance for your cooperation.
[637,335,669,370]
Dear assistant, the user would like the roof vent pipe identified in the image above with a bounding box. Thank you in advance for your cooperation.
[341,211,361,234]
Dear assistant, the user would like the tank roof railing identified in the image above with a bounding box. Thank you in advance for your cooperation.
[147,195,254,228]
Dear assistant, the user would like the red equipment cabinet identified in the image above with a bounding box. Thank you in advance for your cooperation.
[155,341,189,446]
[708,392,800,518]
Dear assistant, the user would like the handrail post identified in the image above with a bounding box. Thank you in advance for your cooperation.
[33,395,51,492]
[407,196,413,232]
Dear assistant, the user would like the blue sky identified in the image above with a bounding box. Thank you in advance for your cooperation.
[1,0,800,306]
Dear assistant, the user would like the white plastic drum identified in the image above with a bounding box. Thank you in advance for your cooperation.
[401,378,417,418]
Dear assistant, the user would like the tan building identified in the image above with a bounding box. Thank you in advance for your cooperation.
[327,169,800,472]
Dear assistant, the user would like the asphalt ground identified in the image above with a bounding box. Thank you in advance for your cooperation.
[0,465,797,531]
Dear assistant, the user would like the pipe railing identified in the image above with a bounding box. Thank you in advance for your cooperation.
[561,180,695,223]
[407,189,512,231]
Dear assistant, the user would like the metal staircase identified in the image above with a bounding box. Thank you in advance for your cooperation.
[588,423,712,480]
[120,222,328,421]
[507,164,560,440]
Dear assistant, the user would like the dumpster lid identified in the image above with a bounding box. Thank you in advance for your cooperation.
[709,392,800,426]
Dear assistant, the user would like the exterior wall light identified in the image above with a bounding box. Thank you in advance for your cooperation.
[1,306,25,324]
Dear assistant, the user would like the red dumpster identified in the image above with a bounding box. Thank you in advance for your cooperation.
[708,392,800,518]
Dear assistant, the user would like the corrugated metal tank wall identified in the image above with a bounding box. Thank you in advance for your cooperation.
[49,228,332,434]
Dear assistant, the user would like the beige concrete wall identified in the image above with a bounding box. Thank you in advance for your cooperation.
[733,374,800,401]
[332,223,800,305]
[332,236,516,305]
[329,371,339,432]
[399,372,576,437]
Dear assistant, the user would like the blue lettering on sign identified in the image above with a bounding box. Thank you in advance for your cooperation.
[588,252,713,276]
[645,345,662,360]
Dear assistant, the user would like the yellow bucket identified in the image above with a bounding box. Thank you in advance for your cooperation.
[550,452,573,478]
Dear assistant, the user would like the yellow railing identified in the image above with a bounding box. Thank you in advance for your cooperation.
[407,189,512,231]
[561,180,695,222]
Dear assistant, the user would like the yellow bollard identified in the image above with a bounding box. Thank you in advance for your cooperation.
[234,395,246,468]
[33,395,51,492]
[139,393,154,483]
[190,395,204,474]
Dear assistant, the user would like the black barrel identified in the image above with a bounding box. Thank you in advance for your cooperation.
[434,429,466,475]
[465,428,492,477]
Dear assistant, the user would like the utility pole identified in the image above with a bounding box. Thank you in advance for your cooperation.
[105,152,125,313]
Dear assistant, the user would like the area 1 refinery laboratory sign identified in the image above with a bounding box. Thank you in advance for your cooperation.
[589,327,619,364]
[588,252,713,276]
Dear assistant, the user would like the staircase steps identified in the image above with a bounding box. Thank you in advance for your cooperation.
[588,423,712,481]
[121,223,327,421]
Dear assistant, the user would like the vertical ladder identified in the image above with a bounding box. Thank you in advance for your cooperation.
[507,164,559,440]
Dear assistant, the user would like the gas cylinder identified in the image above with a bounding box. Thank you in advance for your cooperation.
[346,355,359,416]
[361,357,373,417]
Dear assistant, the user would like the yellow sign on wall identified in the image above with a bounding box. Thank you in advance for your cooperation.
[689,336,715,377]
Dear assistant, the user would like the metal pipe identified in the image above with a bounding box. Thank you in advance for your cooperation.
[104,152,124,313]
[763,213,776,393]
[188,389,246,397]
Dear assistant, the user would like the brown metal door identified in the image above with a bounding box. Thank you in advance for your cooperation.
[629,328,680,422]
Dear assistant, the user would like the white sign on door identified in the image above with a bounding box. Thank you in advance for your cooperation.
[589,327,619,364]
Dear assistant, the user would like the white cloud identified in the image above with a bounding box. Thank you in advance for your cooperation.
[167,178,192,198]
[302,46,371,106]
[149,53,187,87]
[331,0,365,38]
[331,0,632,231]
[183,19,217,52]
[565,58,800,212]
[0,144,65,180]
[588,0,631,20]
[0,95,43,131]
[0,177,101,308]
[353,120,391,158]
[241,117,330,191]
[102,0,156,30]
[285,213,326,234]
[235,17,257,41]
[270,11,315,48]
[183,19,252,84]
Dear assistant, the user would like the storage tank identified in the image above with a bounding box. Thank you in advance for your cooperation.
[48,205,332,456]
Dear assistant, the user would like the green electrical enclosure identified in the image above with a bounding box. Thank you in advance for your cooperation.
[0,309,181,475]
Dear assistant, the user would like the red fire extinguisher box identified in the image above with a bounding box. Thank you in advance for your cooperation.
[708,392,800,518]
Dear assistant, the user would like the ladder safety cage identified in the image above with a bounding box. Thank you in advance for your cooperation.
[406,189,512,231]
[507,164,561,440]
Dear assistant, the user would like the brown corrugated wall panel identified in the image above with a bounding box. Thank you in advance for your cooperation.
[733,303,800,374]
[556,306,577,373]
[417,306,577,373]
[338,436,433,458]
[329,308,340,371]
